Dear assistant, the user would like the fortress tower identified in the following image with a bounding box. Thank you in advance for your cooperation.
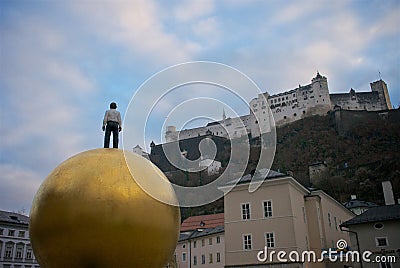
[371,79,392,110]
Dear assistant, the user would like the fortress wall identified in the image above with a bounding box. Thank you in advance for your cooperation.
[166,74,392,141]
[332,108,399,136]
[330,91,384,111]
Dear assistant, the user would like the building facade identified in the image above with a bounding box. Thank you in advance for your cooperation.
[175,227,225,268]
[0,210,39,268]
[165,73,392,142]
[219,170,354,268]
[341,205,400,268]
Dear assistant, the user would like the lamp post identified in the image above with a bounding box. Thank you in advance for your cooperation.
[340,226,363,268]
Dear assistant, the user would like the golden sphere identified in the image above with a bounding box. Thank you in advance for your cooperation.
[29,149,180,268]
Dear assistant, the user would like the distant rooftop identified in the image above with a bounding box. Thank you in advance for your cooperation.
[225,168,286,186]
[180,213,224,232]
[343,199,378,210]
[341,204,400,227]
[0,210,29,225]
[179,225,224,242]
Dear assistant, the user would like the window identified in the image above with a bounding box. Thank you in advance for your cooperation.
[265,232,275,248]
[302,207,307,223]
[16,245,24,259]
[380,262,392,268]
[328,213,331,227]
[374,223,384,230]
[18,231,25,238]
[26,249,33,259]
[209,238,212,245]
[0,228,3,235]
[182,253,186,262]
[263,200,273,218]
[209,253,213,263]
[306,236,309,250]
[193,255,197,265]
[8,229,15,236]
[243,234,252,250]
[216,236,221,244]
[217,252,221,262]
[182,244,186,248]
[5,244,13,258]
[202,239,205,247]
[376,237,388,247]
[193,241,197,248]
[241,203,251,220]
[201,254,205,264]
[334,217,338,230]
[26,248,33,260]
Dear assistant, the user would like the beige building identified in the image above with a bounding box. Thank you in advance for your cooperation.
[174,226,225,268]
[219,169,354,268]
[341,204,400,268]
[0,210,40,268]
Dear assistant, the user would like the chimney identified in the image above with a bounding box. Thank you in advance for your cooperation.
[382,181,395,205]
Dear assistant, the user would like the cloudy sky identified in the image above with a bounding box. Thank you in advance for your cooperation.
[1,0,399,213]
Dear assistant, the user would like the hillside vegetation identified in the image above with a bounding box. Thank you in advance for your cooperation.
[155,109,400,220]
[271,109,400,204]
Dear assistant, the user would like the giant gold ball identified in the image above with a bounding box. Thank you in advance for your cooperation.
[29,149,180,267]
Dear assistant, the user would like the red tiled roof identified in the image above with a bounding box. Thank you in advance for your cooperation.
[180,213,224,232]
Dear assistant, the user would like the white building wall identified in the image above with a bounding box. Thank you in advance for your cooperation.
[175,233,225,268]
[0,222,39,267]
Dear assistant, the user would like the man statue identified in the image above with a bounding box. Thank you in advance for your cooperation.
[102,102,122,148]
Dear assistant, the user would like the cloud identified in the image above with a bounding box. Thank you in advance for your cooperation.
[173,0,215,21]
[368,4,400,37]
[0,164,41,213]
[1,22,93,145]
[192,16,221,48]
[0,8,99,190]
[68,0,200,65]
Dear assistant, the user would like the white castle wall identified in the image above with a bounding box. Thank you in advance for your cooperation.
[165,73,391,143]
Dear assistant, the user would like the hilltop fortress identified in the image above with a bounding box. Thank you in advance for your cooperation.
[165,73,392,142]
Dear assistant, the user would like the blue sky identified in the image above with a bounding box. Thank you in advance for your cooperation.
[1,0,399,213]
